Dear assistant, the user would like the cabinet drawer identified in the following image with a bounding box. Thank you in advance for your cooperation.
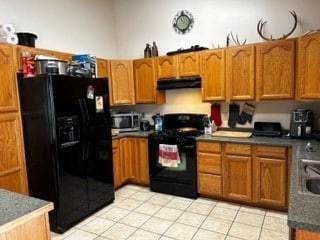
[225,143,252,156]
[198,152,221,174]
[198,173,222,196]
[255,145,287,159]
[197,142,221,153]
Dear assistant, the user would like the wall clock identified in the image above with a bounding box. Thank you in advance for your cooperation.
[173,10,194,34]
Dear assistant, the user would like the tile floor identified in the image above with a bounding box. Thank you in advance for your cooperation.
[51,184,289,240]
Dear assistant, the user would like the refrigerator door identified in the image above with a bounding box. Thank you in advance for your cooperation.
[80,78,114,212]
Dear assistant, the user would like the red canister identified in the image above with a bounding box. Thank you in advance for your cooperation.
[22,51,35,77]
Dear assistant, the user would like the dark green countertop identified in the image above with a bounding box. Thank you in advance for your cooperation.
[114,130,320,233]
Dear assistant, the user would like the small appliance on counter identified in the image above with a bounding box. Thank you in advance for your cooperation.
[152,114,163,132]
[289,109,313,138]
[139,113,150,131]
[111,111,140,132]
[252,122,282,137]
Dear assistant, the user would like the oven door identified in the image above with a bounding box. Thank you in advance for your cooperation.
[148,135,196,183]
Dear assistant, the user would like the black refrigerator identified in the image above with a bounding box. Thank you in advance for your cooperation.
[17,74,114,233]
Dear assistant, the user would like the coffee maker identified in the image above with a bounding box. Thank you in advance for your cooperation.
[289,109,313,138]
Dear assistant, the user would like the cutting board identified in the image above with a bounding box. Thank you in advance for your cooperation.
[211,131,252,138]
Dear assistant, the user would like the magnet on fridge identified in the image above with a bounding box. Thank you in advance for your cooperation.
[87,85,94,99]
[95,96,104,113]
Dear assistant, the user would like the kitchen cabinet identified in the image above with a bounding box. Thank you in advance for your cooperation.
[296,31,320,100]
[291,228,320,240]
[156,52,200,79]
[0,44,19,112]
[125,137,149,185]
[133,58,165,104]
[223,143,252,202]
[197,142,222,197]
[108,60,135,105]
[197,140,290,210]
[226,44,255,101]
[0,44,28,195]
[200,48,226,101]
[255,38,295,100]
[96,58,108,77]
[112,139,124,189]
[114,137,149,187]
[253,145,289,208]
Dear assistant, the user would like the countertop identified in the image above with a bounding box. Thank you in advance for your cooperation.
[113,130,320,233]
[0,189,54,229]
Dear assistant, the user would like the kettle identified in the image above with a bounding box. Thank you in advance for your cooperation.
[289,109,313,138]
[152,114,163,132]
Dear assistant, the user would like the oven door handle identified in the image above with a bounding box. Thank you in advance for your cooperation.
[178,145,195,150]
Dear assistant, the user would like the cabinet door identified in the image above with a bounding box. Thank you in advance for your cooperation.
[156,55,176,79]
[295,229,320,240]
[135,138,149,185]
[201,49,226,101]
[296,31,320,99]
[179,52,200,77]
[253,145,288,208]
[223,143,252,202]
[134,58,165,104]
[223,154,252,202]
[119,138,130,183]
[96,58,108,77]
[112,139,122,188]
[0,44,19,112]
[109,60,135,105]
[0,112,28,194]
[256,39,295,100]
[226,45,255,101]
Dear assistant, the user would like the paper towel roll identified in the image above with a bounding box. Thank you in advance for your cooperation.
[0,24,15,35]
[0,34,18,44]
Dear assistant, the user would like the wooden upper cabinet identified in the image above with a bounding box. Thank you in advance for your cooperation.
[179,52,200,77]
[51,51,73,63]
[296,31,320,100]
[108,60,135,105]
[96,58,108,77]
[226,44,255,101]
[156,52,200,79]
[156,55,176,79]
[255,38,295,100]
[200,49,226,101]
[134,58,165,104]
[0,44,19,112]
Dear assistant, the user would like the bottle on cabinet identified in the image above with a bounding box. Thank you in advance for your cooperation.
[144,44,151,58]
[151,41,158,57]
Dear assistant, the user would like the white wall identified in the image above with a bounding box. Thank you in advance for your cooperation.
[112,0,320,58]
[0,0,319,129]
[0,0,117,58]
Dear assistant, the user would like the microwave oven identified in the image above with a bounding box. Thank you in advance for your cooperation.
[111,112,140,132]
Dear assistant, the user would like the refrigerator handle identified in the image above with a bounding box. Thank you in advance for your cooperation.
[78,99,88,159]
[81,99,91,159]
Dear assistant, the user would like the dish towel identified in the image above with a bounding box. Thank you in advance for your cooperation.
[158,144,180,168]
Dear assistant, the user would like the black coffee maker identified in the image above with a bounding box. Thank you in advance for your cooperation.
[289,109,313,138]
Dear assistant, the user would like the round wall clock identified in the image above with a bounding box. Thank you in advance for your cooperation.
[173,10,194,34]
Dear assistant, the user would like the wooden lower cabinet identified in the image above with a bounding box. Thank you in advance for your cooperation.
[197,142,222,197]
[290,228,320,240]
[253,145,289,208]
[197,141,289,209]
[223,143,252,202]
[112,137,149,188]
[0,112,28,194]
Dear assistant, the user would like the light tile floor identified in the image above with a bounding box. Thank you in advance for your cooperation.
[51,184,289,240]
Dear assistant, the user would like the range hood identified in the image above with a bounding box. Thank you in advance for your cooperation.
[157,77,201,90]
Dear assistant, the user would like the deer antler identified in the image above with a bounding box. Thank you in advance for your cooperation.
[257,10,298,41]
[226,32,247,46]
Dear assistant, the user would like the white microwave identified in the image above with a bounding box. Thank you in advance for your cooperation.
[111,112,140,132]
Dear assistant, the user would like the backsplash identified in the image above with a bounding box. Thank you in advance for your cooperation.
[110,88,320,130]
